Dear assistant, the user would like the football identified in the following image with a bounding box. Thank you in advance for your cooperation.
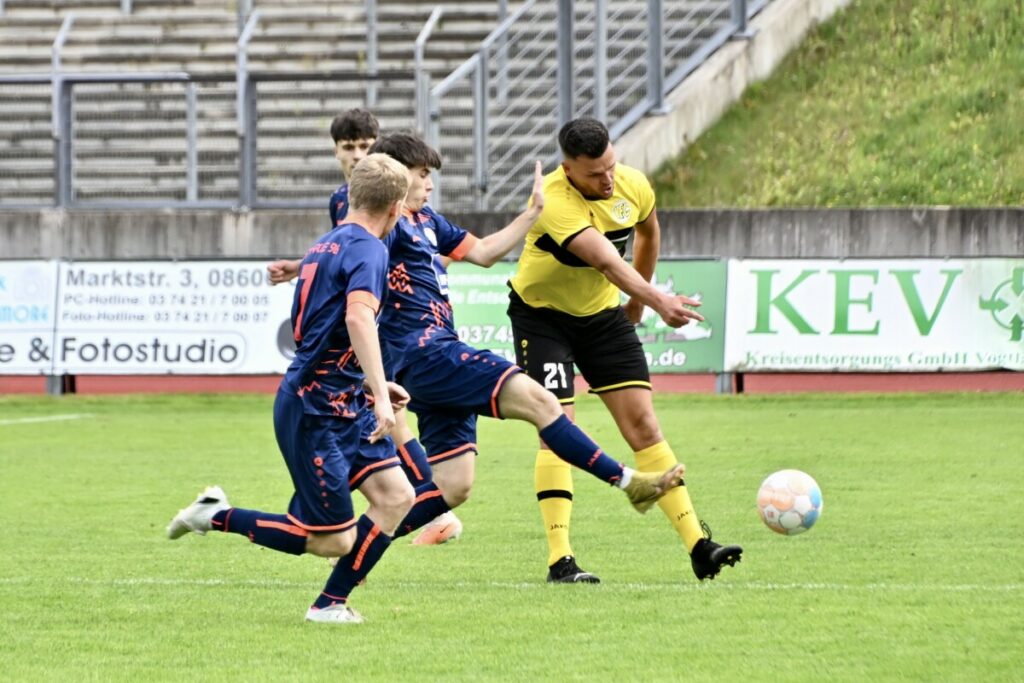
[757,469,823,535]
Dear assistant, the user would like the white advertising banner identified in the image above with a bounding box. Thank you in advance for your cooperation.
[725,259,1024,371]
[53,261,298,374]
[0,260,60,374]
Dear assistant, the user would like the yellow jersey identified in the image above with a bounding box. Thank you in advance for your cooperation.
[509,163,656,317]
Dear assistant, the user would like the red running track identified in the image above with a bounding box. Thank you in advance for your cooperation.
[2,372,1022,395]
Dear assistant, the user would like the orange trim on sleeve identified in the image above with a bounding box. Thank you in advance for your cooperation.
[447,233,479,261]
[347,290,380,313]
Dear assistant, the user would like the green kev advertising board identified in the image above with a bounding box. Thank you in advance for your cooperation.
[724,258,1024,371]
[446,259,727,373]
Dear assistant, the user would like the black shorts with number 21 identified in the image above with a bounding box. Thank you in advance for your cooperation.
[507,288,651,404]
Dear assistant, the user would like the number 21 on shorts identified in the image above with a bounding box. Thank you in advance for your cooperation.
[543,362,569,390]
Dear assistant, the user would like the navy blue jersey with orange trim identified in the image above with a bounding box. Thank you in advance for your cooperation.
[377,206,477,372]
[328,183,349,226]
[283,222,388,418]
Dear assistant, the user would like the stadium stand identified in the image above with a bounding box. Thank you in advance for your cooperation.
[0,1,754,208]
[0,0,501,204]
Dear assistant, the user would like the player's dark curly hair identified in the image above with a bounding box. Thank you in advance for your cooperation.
[330,108,380,143]
[369,132,443,170]
[558,117,610,160]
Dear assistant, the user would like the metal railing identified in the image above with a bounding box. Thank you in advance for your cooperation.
[1,0,393,209]
[414,6,445,136]
[51,13,75,143]
[54,72,236,208]
[0,70,412,209]
[421,0,773,212]
[424,0,546,211]
[414,0,509,135]
[238,0,254,32]
[236,10,261,207]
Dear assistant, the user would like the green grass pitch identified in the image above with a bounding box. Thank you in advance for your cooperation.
[1,391,1022,681]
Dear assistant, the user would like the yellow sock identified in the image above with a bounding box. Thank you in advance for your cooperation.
[535,449,575,567]
[634,441,703,551]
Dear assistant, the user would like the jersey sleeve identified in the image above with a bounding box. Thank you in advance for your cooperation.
[430,209,478,261]
[636,173,656,222]
[328,194,337,225]
[329,185,349,226]
[341,237,388,307]
[538,184,591,246]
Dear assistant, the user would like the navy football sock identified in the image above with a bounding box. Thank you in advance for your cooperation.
[393,482,451,538]
[398,438,432,484]
[538,415,625,485]
[313,515,392,609]
[211,508,307,556]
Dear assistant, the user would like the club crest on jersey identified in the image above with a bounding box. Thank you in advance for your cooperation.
[424,227,438,246]
[612,199,632,224]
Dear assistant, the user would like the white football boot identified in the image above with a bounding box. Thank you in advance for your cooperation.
[305,604,364,624]
[166,485,230,539]
[412,510,463,545]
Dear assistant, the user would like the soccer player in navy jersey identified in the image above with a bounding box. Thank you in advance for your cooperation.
[269,109,462,545]
[168,154,416,625]
[327,108,377,227]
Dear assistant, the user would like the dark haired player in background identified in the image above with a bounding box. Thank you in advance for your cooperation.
[327,108,378,227]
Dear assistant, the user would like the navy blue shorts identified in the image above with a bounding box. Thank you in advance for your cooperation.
[396,336,521,464]
[273,388,399,532]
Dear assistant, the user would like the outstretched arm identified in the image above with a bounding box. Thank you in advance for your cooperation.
[462,161,544,267]
[566,228,703,328]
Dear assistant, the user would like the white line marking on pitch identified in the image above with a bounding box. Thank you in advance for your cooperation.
[0,577,1020,593]
[0,413,93,426]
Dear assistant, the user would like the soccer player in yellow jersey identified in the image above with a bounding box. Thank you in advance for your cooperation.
[508,117,742,583]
